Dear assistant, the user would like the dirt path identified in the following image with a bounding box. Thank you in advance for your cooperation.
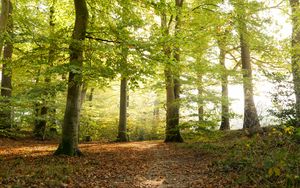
[0,139,230,187]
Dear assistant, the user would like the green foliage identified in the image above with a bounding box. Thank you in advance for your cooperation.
[268,74,296,126]
[183,127,300,187]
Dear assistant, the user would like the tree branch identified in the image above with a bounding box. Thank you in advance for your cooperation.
[85,35,120,44]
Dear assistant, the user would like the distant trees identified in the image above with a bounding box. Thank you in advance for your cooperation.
[34,1,56,140]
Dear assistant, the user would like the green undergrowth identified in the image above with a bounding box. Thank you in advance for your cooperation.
[0,129,31,139]
[179,126,300,187]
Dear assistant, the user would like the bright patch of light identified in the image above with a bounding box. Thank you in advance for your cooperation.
[218,0,234,13]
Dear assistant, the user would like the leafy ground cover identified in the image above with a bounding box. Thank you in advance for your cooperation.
[0,127,300,187]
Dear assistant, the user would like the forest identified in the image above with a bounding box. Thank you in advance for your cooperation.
[1,0,300,187]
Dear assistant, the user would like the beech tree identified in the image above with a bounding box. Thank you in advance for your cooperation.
[289,0,300,127]
[117,47,129,142]
[0,0,12,130]
[55,0,88,156]
[218,39,230,130]
[34,1,56,140]
[234,0,260,129]
[162,0,184,142]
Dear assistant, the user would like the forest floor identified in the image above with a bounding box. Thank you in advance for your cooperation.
[0,139,223,188]
[0,128,300,187]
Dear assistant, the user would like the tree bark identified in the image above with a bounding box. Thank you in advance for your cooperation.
[34,106,47,140]
[54,0,88,156]
[197,74,204,122]
[164,0,184,142]
[290,0,300,127]
[219,44,230,130]
[117,77,128,142]
[88,88,94,101]
[0,0,9,57]
[80,82,87,108]
[238,16,260,129]
[0,0,12,129]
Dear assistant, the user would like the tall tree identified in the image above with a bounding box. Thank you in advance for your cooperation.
[117,76,128,141]
[0,0,12,129]
[55,0,88,156]
[117,46,129,142]
[34,1,56,140]
[0,0,9,56]
[236,1,260,129]
[289,0,300,127]
[218,40,230,130]
[163,0,184,142]
[197,74,204,122]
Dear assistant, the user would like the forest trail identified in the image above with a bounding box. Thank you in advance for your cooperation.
[0,139,231,187]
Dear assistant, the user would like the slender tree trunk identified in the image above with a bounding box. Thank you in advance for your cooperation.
[54,0,88,156]
[34,106,47,140]
[290,0,300,127]
[0,0,12,129]
[77,82,87,142]
[34,3,56,139]
[88,88,94,101]
[164,0,184,142]
[153,96,160,124]
[80,82,87,108]
[117,77,128,142]
[197,74,204,122]
[238,18,260,129]
[219,45,230,130]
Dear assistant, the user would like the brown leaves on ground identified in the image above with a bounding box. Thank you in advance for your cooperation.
[0,139,230,188]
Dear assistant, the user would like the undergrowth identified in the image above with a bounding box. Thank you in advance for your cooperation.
[179,126,300,187]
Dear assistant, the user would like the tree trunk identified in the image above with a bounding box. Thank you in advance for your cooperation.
[0,0,12,129]
[80,82,87,108]
[34,105,47,140]
[239,19,260,129]
[197,74,204,122]
[88,88,94,101]
[0,0,9,57]
[219,45,230,130]
[54,0,88,156]
[153,96,160,124]
[164,0,184,143]
[34,2,57,140]
[290,0,300,127]
[117,77,128,142]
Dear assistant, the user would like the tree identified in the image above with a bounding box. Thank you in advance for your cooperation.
[163,0,184,142]
[34,1,56,140]
[117,47,129,142]
[117,76,128,141]
[218,39,230,130]
[55,0,88,156]
[235,0,260,129]
[215,15,232,131]
[289,0,300,127]
[0,0,12,129]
